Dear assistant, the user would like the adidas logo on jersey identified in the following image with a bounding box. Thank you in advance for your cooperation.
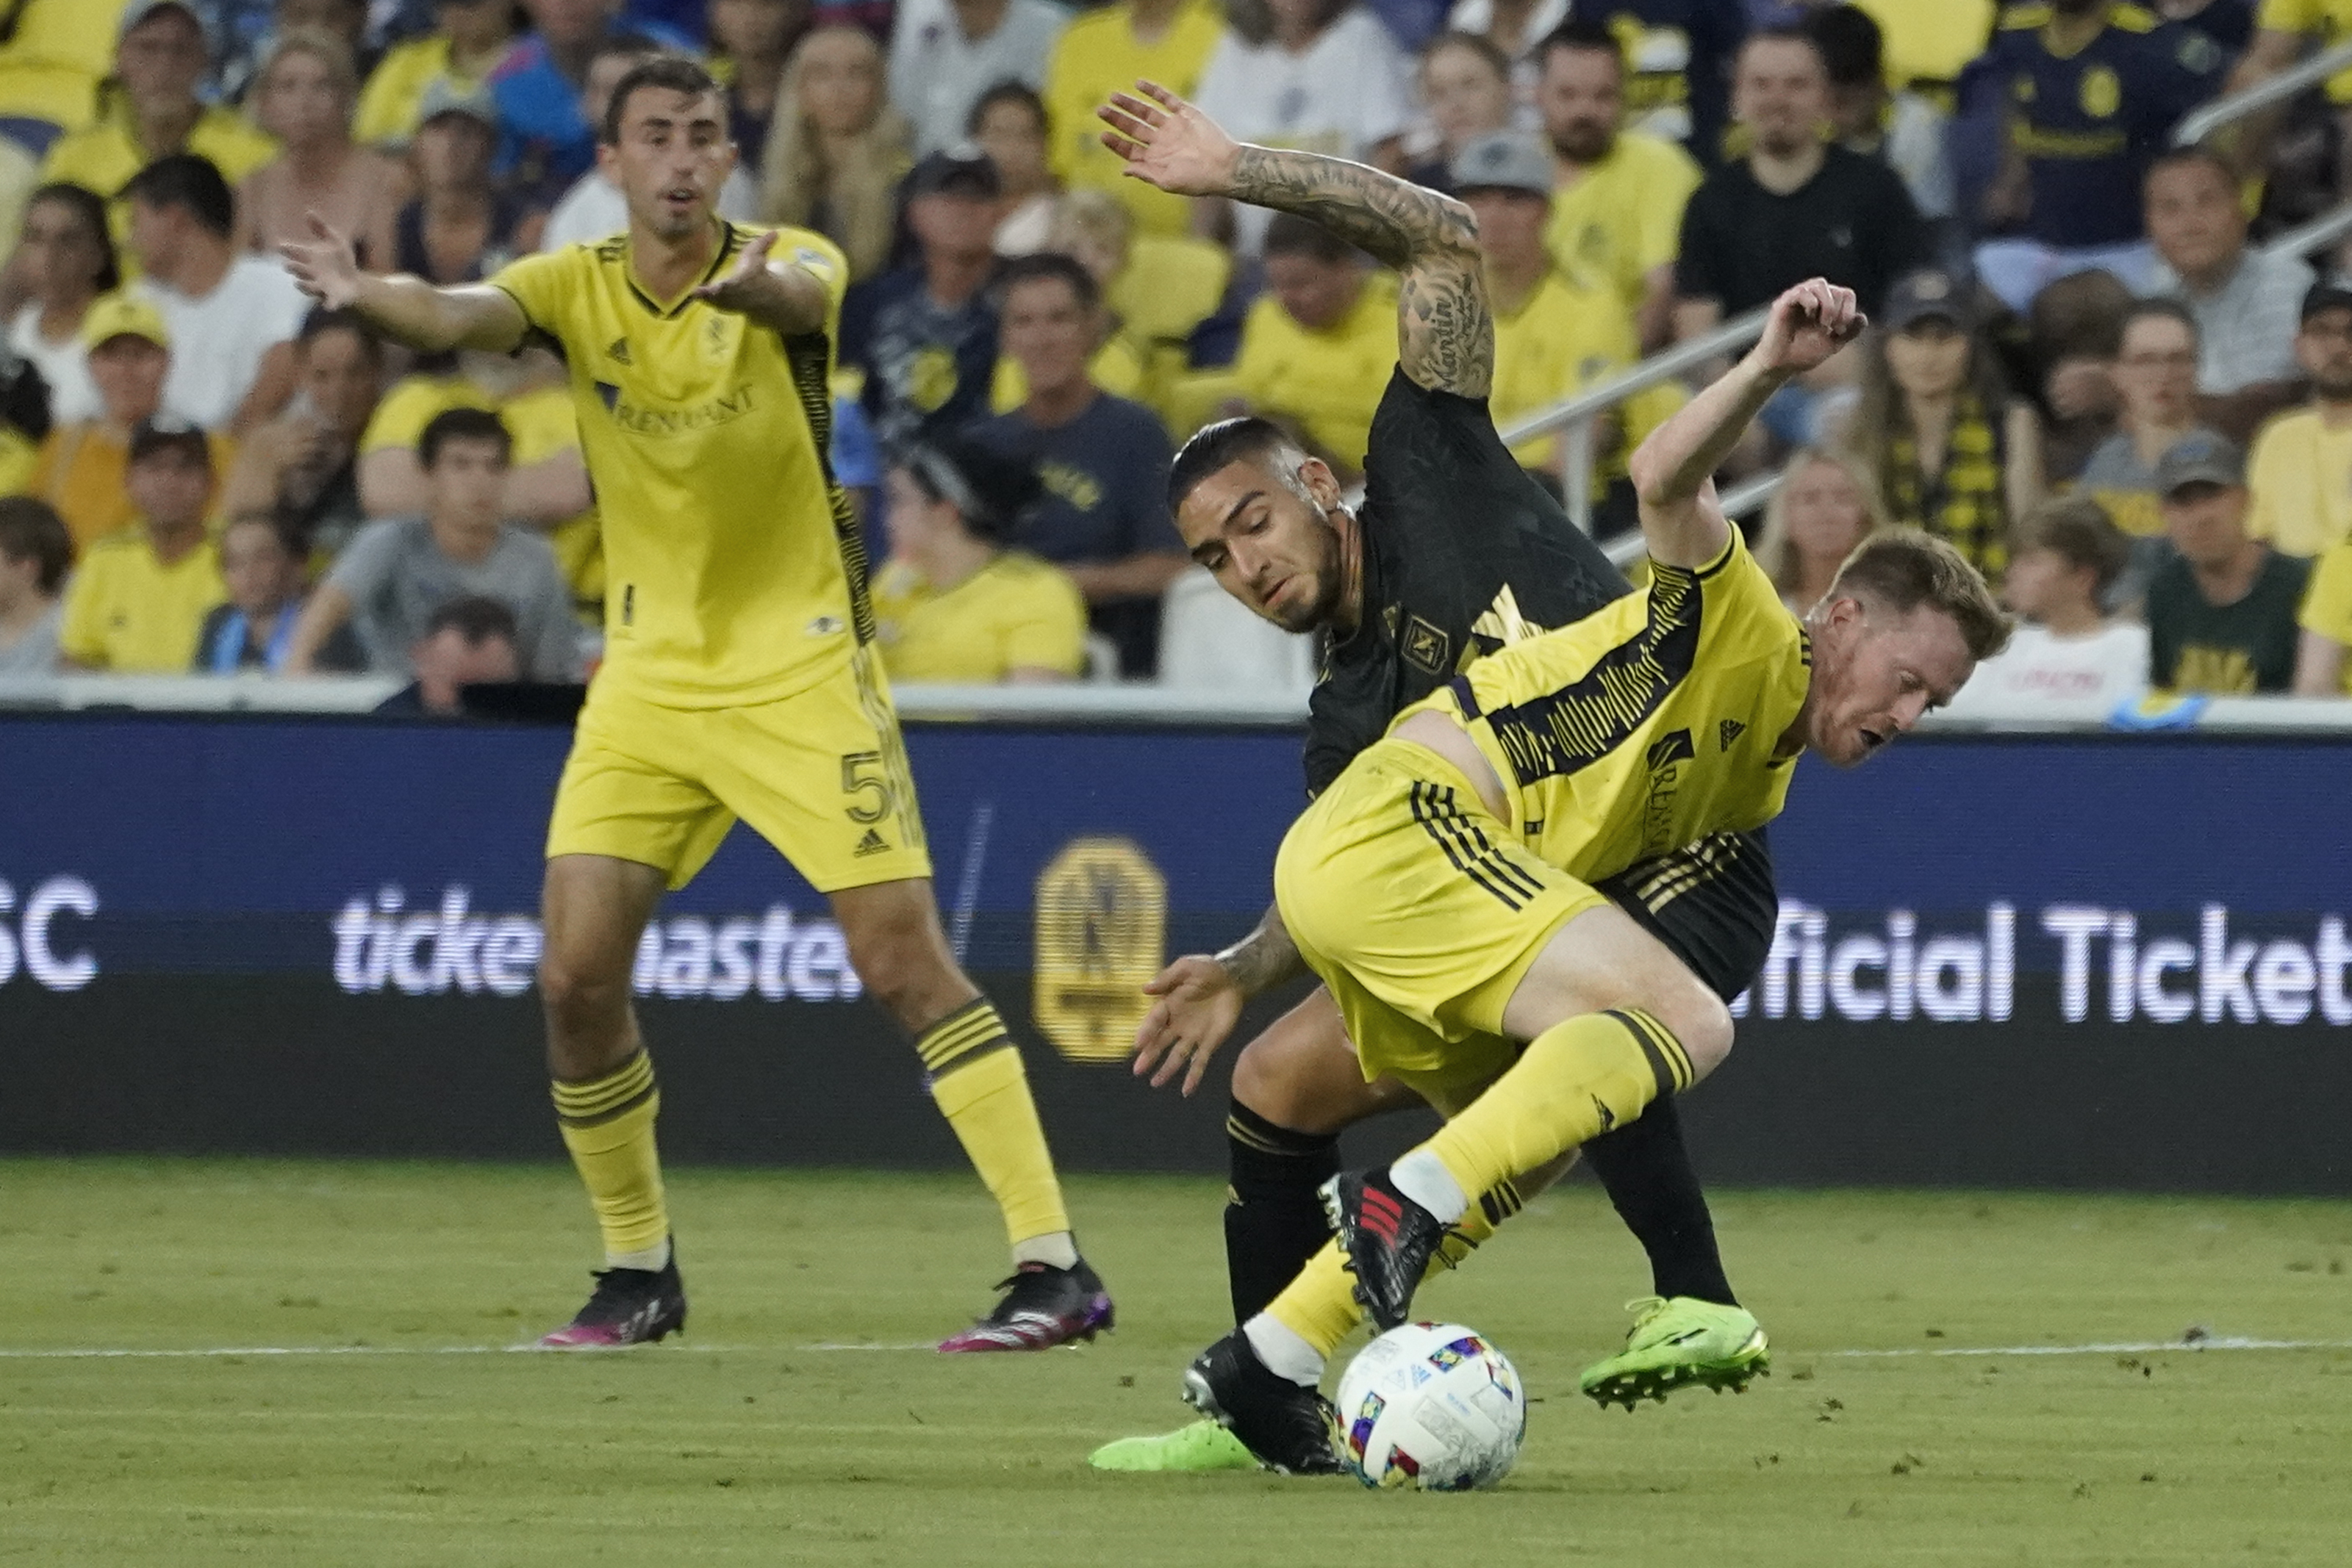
[1718,719,1747,751]
[853,827,892,857]
[606,337,631,364]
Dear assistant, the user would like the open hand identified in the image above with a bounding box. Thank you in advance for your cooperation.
[279,212,361,309]
[1098,80,1241,198]
[692,227,778,314]
[1757,278,1864,377]
[1130,953,1247,1095]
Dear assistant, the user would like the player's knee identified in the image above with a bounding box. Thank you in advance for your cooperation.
[1230,1034,1334,1132]
[539,949,628,1035]
[1652,982,1734,1085]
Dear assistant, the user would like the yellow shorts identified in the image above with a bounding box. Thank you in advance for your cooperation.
[1274,737,1608,1098]
[546,644,933,892]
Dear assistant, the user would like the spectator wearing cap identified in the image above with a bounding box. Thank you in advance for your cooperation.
[56,417,227,671]
[2141,146,2310,444]
[354,0,526,151]
[2079,298,2220,600]
[1947,496,2148,716]
[7,184,121,429]
[1562,0,1747,159]
[1961,0,2226,313]
[887,0,1066,159]
[26,292,234,555]
[842,145,1003,449]
[233,27,406,262]
[193,511,366,673]
[386,81,526,285]
[1535,22,1704,353]
[2247,280,2352,561]
[487,1,693,207]
[1451,129,1665,490]
[535,36,764,252]
[1040,0,1225,240]
[972,252,1186,678]
[218,307,384,558]
[1219,213,1399,480]
[757,26,914,282]
[123,154,312,434]
[1835,268,2046,580]
[39,1,279,246]
[871,434,1086,683]
[285,406,581,678]
[1802,4,1954,231]
[0,497,71,676]
[374,595,526,716]
[2145,431,2310,694]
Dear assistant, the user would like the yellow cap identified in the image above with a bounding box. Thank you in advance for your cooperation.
[80,292,171,351]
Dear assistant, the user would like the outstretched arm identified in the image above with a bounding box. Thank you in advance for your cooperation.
[1627,278,1862,569]
[283,213,526,354]
[1100,81,1491,398]
[1129,902,1308,1096]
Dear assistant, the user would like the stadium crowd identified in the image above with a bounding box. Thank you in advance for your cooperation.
[1,0,2351,706]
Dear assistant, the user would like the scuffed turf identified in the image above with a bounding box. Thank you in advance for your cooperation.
[5,1158,2352,1565]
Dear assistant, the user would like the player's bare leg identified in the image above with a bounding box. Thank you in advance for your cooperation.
[831,877,1111,1351]
[537,852,686,1348]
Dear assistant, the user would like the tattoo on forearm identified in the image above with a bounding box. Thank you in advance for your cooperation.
[1230,145,1493,398]
[1216,903,1308,999]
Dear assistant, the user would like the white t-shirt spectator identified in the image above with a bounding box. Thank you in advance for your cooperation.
[1194,8,1415,254]
[889,0,1067,157]
[2145,245,2313,396]
[135,256,309,431]
[8,304,100,425]
[537,166,762,253]
[1945,622,2150,719]
[325,514,583,681]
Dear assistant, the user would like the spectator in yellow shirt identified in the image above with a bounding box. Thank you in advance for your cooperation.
[351,0,523,150]
[1536,21,1702,351]
[2295,531,2352,694]
[42,1,278,250]
[1224,214,1397,478]
[2247,280,2352,561]
[1041,0,1225,238]
[872,436,1088,684]
[26,290,232,556]
[57,417,226,671]
[1040,188,1230,431]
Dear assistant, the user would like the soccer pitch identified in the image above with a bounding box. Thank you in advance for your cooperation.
[7,1160,2351,1565]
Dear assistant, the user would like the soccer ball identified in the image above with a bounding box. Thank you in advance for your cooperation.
[1333,1321,1527,1491]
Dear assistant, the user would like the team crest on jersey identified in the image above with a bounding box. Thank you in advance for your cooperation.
[1402,614,1452,675]
[2079,65,2120,119]
[1718,719,1746,751]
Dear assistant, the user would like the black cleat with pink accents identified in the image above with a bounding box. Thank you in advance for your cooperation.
[1322,1168,1446,1333]
[537,1244,688,1349]
[938,1258,1114,1352]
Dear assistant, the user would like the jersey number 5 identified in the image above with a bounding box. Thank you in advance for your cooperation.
[840,752,894,824]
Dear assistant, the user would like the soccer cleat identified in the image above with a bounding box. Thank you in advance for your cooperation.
[1578,1295,1771,1410]
[937,1258,1114,1352]
[1180,1331,1347,1475]
[1086,1418,1262,1472]
[1322,1168,1447,1333]
[536,1245,688,1349]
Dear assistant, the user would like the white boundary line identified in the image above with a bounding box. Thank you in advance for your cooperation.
[3,1336,2350,1362]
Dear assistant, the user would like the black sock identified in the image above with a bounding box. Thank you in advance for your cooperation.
[1224,1099,1340,1324]
[1580,1096,1738,1307]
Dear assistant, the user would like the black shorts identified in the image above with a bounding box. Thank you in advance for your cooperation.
[1596,829,1777,1005]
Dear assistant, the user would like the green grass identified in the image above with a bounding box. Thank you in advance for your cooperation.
[4,1160,2352,1565]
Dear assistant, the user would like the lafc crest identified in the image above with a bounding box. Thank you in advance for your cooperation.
[1032,837,1167,1062]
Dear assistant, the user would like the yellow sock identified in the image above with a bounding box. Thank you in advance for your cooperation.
[922,1000,1072,1251]
[1424,1010,1689,1206]
[1265,1240,1363,1359]
[552,1049,669,1267]
[1427,1176,1524,1273]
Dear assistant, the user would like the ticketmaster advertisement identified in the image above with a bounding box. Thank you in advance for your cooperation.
[2,716,2347,1191]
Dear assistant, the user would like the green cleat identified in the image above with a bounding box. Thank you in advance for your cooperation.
[1579,1295,1771,1411]
[1088,1419,1263,1472]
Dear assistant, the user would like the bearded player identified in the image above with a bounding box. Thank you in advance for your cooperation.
[1177,270,2010,1467]
[282,55,1111,1352]
[1087,82,1783,1475]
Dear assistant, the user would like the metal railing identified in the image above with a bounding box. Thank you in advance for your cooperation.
[2174,37,2352,148]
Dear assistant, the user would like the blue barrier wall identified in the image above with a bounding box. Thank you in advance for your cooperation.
[3,715,2348,1190]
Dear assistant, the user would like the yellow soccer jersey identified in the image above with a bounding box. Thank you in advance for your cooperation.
[2245,407,2352,558]
[43,104,278,249]
[1408,530,1812,885]
[489,223,867,708]
[2298,538,2352,691]
[871,551,1086,683]
[1044,0,1226,237]
[57,530,223,672]
[1489,266,1681,478]
[1544,130,1702,317]
[2257,0,2352,102]
[1230,272,1400,472]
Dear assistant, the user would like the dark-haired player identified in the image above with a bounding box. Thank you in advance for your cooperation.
[282,54,1111,1353]
[1088,81,1782,1475]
